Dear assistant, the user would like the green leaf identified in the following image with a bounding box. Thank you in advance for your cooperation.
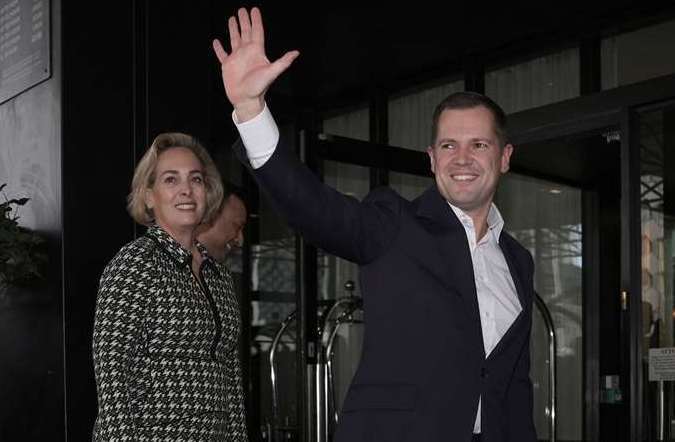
[6,198,30,206]
[0,184,47,287]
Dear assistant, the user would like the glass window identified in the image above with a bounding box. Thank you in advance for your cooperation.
[637,105,675,440]
[495,173,583,441]
[323,106,369,141]
[388,80,465,152]
[485,48,580,114]
[249,163,299,439]
[602,19,675,89]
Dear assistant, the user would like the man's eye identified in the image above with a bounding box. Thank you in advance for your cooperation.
[475,142,489,150]
[440,143,455,149]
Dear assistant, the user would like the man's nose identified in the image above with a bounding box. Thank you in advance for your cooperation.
[453,145,473,165]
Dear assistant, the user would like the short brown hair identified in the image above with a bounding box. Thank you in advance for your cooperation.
[127,132,224,226]
[430,92,508,146]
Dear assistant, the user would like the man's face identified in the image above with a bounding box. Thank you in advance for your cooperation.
[219,195,247,251]
[199,195,247,259]
[427,106,513,217]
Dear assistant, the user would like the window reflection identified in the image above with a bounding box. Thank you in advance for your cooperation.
[496,173,583,441]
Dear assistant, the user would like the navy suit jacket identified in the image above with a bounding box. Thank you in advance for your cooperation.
[235,137,537,442]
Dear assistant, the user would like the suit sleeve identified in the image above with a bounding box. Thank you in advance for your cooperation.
[92,253,149,441]
[234,137,401,264]
[506,252,537,442]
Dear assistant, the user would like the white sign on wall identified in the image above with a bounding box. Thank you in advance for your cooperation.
[0,0,50,104]
[649,347,675,382]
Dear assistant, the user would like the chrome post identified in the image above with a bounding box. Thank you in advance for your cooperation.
[313,360,324,442]
[326,300,362,430]
[315,300,337,442]
[269,310,297,442]
[658,380,665,441]
[534,293,557,442]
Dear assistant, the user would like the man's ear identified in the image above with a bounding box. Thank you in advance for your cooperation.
[427,146,436,174]
[500,144,514,173]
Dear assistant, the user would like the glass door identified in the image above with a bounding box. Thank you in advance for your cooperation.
[635,103,675,442]
[496,173,584,442]
[506,129,624,442]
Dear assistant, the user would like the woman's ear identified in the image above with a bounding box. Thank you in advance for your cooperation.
[144,188,154,210]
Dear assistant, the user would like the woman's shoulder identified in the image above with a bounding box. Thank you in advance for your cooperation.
[97,236,160,310]
[101,236,159,281]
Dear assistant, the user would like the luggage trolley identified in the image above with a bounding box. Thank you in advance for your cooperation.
[323,284,363,436]
[266,285,556,442]
[268,299,338,441]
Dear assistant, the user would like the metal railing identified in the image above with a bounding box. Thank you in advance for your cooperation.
[266,285,558,442]
[534,292,557,442]
[324,297,363,433]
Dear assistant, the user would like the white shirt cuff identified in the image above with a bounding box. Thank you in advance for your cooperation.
[232,103,279,169]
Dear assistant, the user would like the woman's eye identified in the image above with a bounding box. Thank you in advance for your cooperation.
[192,175,204,184]
[164,176,176,184]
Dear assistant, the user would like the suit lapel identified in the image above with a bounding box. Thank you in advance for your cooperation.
[500,238,529,313]
[487,236,532,360]
[413,186,485,357]
[412,186,533,361]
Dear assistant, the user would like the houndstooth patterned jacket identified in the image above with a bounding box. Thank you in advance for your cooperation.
[92,225,248,441]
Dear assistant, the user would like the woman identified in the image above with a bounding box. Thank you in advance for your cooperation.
[92,133,248,441]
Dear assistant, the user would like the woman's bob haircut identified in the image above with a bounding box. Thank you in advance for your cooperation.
[127,132,224,226]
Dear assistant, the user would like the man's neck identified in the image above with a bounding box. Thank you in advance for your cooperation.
[448,203,492,241]
[474,219,489,242]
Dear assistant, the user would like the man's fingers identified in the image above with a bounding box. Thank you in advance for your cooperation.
[280,50,300,65]
[238,8,252,43]
[250,7,264,46]
[212,39,228,64]
[228,16,241,51]
[268,50,300,80]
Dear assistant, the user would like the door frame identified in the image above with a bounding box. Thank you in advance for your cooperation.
[504,73,675,441]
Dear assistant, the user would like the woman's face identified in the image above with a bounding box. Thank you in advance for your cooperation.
[145,147,207,237]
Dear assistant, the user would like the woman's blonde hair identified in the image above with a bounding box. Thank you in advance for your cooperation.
[127,132,224,226]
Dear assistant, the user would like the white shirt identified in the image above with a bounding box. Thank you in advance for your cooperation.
[233,104,522,434]
[448,203,522,433]
[232,103,279,169]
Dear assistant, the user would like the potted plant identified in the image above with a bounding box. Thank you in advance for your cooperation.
[0,183,48,301]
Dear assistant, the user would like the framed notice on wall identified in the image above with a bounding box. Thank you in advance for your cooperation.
[0,0,50,105]
[649,347,675,382]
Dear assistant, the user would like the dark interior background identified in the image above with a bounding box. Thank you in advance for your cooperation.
[1,0,674,440]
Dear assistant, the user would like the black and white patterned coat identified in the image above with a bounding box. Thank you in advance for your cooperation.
[92,225,248,441]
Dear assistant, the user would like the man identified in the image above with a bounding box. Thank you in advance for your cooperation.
[213,8,536,442]
[197,188,247,263]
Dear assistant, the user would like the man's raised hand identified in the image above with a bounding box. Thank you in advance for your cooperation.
[212,7,299,122]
